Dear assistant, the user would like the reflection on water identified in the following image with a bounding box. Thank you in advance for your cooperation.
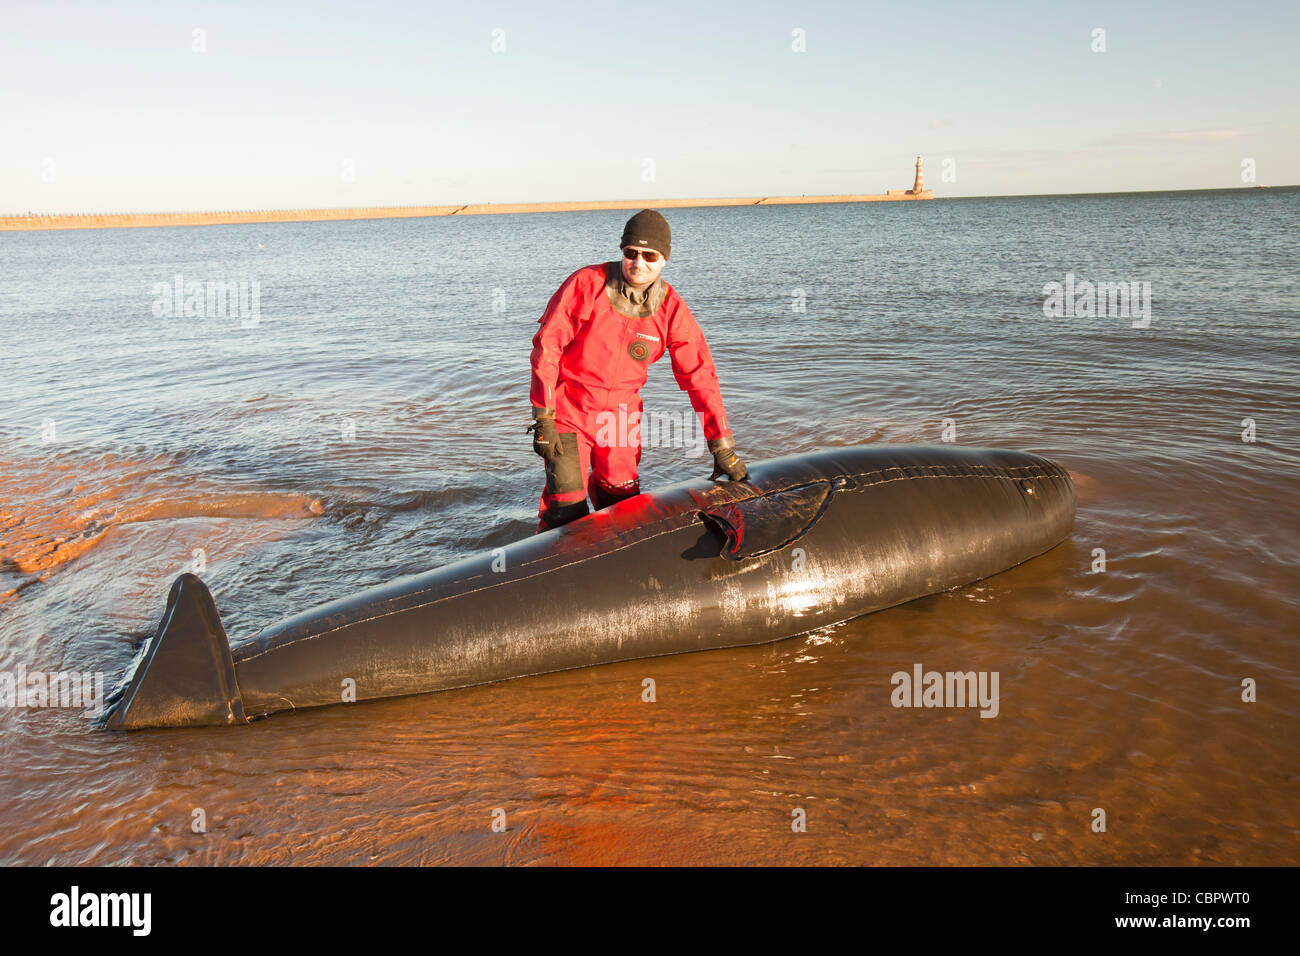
[1,190,1297,864]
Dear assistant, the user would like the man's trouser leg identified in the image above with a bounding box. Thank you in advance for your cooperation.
[588,402,642,511]
[536,427,590,533]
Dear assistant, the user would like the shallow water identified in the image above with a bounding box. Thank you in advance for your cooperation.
[1,189,1297,864]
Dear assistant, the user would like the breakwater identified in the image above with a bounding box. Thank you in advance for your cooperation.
[1,191,934,232]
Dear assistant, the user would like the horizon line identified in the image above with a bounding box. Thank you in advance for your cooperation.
[2,183,1293,229]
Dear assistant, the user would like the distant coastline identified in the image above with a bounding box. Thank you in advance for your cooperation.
[3,183,1290,234]
[1,158,938,232]
[0,190,934,233]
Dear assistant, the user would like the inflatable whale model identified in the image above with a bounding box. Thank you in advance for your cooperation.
[105,444,1076,730]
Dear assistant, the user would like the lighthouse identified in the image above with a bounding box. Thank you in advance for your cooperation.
[900,155,932,199]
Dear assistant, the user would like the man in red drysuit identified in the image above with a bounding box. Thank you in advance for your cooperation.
[527,209,748,533]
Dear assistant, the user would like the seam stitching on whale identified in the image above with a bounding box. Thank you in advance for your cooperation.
[234,462,1070,662]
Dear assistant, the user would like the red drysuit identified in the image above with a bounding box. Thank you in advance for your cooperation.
[529,262,732,526]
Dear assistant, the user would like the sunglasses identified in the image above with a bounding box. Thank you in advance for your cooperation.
[622,247,662,263]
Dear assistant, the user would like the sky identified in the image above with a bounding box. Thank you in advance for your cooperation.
[3,0,1298,213]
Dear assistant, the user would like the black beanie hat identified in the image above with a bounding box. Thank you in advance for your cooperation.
[620,209,671,259]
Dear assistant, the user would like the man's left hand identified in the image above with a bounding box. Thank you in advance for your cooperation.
[708,436,749,482]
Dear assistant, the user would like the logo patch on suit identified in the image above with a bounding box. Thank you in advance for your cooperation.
[628,340,651,362]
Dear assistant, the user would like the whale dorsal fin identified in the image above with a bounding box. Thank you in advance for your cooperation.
[105,573,245,730]
[699,480,835,560]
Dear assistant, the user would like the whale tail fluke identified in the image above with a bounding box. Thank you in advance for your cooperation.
[105,573,246,730]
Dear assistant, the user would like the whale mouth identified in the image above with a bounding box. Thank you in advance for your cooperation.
[698,479,838,560]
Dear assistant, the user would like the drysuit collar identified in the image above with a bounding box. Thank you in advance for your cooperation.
[605,261,666,318]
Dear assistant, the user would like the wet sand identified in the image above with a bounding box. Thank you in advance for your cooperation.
[0,451,323,605]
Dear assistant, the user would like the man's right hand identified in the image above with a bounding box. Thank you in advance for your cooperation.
[527,407,563,460]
